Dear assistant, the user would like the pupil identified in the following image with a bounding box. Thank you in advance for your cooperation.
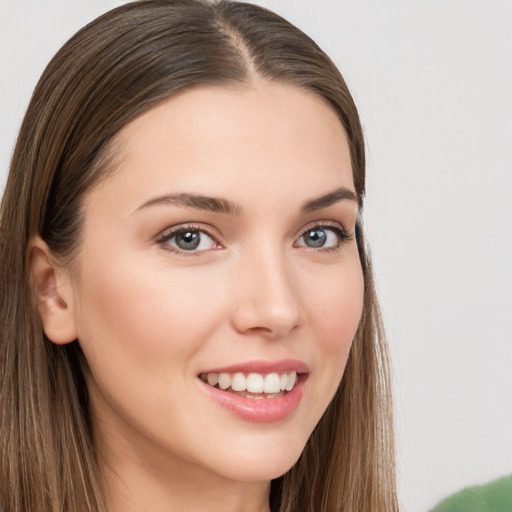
[176,231,200,250]
[307,229,326,247]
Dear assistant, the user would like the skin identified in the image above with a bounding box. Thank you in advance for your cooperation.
[34,81,364,512]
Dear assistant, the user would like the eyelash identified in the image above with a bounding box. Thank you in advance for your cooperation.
[156,221,353,255]
[156,224,220,255]
[297,221,353,253]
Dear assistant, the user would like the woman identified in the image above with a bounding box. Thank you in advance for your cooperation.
[0,1,397,511]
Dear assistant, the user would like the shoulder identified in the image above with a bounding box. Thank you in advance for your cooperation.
[431,474,512,512]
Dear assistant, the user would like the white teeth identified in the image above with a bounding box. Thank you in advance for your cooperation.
[207,373,219,386]
[246,373,264,393]
[231,372,246,392]
[285,371,297,391]
[264,373,281,394]
[218,373,231,390]
[201,370,300,394]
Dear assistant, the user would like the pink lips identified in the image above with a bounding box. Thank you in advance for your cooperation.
[201,358,309,375]
[198,359,309,423]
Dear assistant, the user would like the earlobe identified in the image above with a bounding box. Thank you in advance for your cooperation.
[28,237,78,345]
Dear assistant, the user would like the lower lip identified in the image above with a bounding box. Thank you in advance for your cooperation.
[199,375,307,423]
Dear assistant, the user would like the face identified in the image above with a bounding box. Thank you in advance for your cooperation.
[70,82,363,484]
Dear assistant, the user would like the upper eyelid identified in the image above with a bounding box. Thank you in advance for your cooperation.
[297,219,351,236]
[156,223,220,242]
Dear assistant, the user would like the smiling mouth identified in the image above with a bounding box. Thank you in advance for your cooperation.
[199,371,299,399]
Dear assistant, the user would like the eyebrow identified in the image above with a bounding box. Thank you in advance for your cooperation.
[135,193,242,216]
[300,187,359,213]
[135,187,358,216]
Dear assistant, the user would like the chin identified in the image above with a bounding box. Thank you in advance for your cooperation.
[218,459,299,483]
[206,434,307,482]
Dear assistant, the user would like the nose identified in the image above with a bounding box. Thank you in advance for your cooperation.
[230,245,302,339]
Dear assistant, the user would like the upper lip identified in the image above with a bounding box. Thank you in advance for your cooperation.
[200,359,309,375]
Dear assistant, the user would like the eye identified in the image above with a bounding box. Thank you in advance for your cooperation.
[295,224,350,250]
[157,225,220,253]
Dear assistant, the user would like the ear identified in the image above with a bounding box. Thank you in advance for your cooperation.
[28,237,78,345]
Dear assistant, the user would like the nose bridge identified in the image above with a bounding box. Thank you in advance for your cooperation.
[231,240,301,337]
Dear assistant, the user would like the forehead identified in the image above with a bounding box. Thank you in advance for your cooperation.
[85,82,354,215]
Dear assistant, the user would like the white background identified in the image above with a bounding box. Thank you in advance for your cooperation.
[1,1,511,510]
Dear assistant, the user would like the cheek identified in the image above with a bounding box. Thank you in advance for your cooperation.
[302,256,364,402]
[307,260,364,350]
[72,251,227,392]
[71,251,233,450]
[78,253,209,340]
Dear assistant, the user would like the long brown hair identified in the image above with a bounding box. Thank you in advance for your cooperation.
[0,1,398,510]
